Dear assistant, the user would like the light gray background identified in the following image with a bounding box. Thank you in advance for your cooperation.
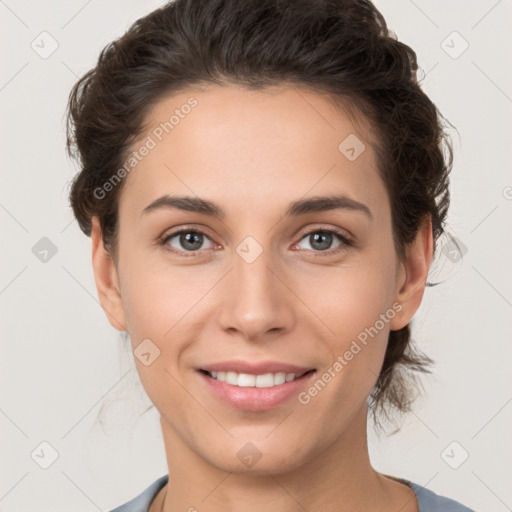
[1,1,511,511]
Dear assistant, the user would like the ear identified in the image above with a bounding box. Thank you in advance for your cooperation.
[389,215,434,331]
[91,216,127,331]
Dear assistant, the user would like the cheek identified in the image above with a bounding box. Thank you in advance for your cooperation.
[318,258,396,341]
[297,273,395,423]
[304,247,398,389]
[117,248,216,386]
[118,241,191,334]
[117,258,197,407]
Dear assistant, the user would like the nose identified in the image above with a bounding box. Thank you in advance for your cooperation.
[217,241,296,342]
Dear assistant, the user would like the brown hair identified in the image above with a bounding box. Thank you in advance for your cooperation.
[66,0,454,430]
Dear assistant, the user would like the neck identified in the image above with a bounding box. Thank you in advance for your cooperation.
[154,405,412,512]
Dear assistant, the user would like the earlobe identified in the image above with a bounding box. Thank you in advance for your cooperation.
[91,216,127,332]
[389,215,434,331]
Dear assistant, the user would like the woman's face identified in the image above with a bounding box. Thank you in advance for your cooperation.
[92,84,430,474]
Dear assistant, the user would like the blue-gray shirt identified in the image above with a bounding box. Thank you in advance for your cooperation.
[109,474,475,511]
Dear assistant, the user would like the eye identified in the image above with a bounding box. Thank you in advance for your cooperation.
[160,227,218,256]
[159,226,353,258]
[293,228,352,255]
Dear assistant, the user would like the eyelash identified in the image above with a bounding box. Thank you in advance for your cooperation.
[159,225,354,258]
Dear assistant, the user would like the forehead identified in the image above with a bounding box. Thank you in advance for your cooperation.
[118,84,386,218]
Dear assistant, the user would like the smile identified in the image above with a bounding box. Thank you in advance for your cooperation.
[203,370,311,387]
[198,369,317,411]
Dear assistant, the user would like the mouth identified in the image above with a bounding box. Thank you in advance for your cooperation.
[199,368,315,387]
[197,368,317,411]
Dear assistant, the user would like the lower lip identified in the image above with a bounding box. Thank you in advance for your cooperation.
[198,370,316,411]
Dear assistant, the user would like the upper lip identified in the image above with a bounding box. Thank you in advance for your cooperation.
[199,360,315,376]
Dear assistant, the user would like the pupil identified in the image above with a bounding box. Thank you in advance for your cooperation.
[181,232,202,250]
[311,232,332,251]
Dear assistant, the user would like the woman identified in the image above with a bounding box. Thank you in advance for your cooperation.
[65,0,475,510]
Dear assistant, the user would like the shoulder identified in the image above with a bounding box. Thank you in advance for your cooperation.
[106,474,477,512]
[108,474,169,512]
[407,481,476,512]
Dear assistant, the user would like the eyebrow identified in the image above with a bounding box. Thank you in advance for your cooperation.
[141,194,373,220]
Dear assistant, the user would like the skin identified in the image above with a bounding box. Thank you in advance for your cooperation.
[91,84,432,512]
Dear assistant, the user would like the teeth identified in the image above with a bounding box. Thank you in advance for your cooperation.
[208,371,301,387]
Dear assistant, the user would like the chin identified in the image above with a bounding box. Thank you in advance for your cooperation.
[203,436,312,476]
